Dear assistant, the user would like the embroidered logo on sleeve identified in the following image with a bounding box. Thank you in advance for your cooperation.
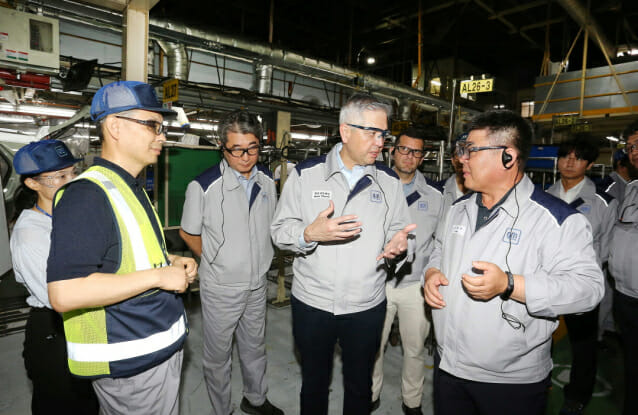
[452,225,465,236]
[312,190,332,199]
[502,228,522,245]
[370,190,382,203]
[578,204,591,214]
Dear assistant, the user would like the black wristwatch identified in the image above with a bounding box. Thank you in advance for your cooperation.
[500,271,514,300]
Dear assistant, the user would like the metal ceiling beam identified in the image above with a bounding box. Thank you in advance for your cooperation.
[473,0,540,49]
[556,0,616,57]
[488,1,549,20]
[519,17,565,33]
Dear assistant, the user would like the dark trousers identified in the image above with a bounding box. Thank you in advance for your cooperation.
[563,306,599,405]
[433,353,550,415]
[291,295,386,415]
[614,289,638,415]
[23,307,99,415]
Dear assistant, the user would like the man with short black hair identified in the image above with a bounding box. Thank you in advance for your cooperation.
[547,135,617,415]
[424,110,603,415]
[47,80,198,415]
[271,93,416,415]
[608,119,638,415]
[371,126,443,415]
[180,110,282,415]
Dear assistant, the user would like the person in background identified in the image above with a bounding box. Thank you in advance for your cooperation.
[441,132,470,215]
[546,135,617,415]
[10,139,99,414]
[180,110,282,415]
[47,81,197,415]
[608,120,638,415]
[598,147,632,207]
[371,126,443,415]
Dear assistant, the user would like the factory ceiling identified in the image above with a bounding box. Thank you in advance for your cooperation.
[151,0,638,90]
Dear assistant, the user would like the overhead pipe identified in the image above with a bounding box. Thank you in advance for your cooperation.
[556,0,615,57]
[155,39,189,80]
[148,18,459,112]
[29,1,472,114]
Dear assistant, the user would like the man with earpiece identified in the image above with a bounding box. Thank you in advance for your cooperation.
[370,126,444,415]
[180,111,283,415]
[271,93,416,415]
[423,110,604,415]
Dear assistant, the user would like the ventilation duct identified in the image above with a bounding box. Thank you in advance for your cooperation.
[255,64,273,95]
[155,40,189,80]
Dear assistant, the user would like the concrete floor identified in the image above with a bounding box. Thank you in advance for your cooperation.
[0,281,435,415]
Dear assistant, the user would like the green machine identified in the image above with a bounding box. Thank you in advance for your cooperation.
[155,145,222,228]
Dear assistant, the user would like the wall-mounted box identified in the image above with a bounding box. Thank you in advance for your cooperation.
[0,9,60,74]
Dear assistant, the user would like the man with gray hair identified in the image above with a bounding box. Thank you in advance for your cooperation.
[180,110,282,415]
[271,93,416,414]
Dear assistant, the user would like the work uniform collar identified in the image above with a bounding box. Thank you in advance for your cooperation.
[221,159,258,191]
[324,143,378,183]
[474,174,534,220]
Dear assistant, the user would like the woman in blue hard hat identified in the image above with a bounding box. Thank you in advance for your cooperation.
[10,139,98,414]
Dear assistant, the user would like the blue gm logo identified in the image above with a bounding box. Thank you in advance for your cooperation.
[578,204,591,214]
[418,201,428,211]
[502,228,522,245]
[370,190,382,203]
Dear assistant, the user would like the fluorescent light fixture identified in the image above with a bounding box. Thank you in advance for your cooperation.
[366,57,376,65]
[606,136,619,142]
[190,122,217,131]
[0,114,34,123]
[291,132,310,140]
[0,102,78,117]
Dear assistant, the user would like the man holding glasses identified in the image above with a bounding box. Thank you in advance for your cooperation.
[271,93,416,414]
[371,126,443,414]
[180,110,282,415]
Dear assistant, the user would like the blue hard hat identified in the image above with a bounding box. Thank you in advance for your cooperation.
[13,140,83,175]
[90,80,176,121]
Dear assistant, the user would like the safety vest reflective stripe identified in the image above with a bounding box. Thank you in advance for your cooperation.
[66,314,185,362]
[81,170,151,271]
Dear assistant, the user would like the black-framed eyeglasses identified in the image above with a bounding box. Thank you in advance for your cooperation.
[116,116,168,136]
[395,145,426,158]
[456,144,508,158]
[224,146,260,158]
[347,123,391,140]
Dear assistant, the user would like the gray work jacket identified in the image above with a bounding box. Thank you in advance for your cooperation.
[394,173,443,288]
[547,177,617,266]
[181,160,277,288]
[441,175,462,217]
[609,179,638,298]
[427,175,604,383]
[271,144,414,315]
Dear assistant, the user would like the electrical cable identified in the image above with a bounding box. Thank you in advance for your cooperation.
[500,167,525,331]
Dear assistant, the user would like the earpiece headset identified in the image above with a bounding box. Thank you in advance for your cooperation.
[500,167,525,331]
[502,149,513,169]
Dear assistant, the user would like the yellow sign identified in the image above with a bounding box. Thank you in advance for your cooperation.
[163,79,179,103]
[460,79,494,94]
[553,115,579,127]
[571,123,592,133]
